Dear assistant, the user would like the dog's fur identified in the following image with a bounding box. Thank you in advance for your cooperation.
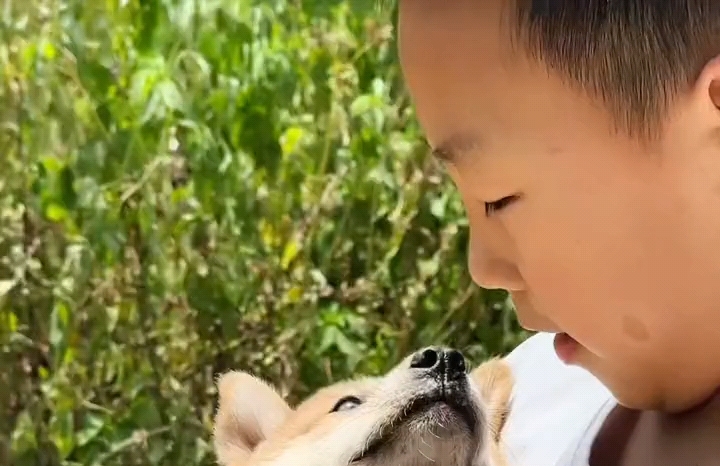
[213,348,513,466]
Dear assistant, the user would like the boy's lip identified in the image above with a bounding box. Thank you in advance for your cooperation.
[553,332,580,364]
[509,293,560,332]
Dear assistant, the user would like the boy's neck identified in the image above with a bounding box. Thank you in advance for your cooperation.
[597,393,720,466]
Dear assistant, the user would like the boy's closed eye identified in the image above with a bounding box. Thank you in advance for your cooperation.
[485,195,520,217]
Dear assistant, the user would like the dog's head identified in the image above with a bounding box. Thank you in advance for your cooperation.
[214,347,513,466]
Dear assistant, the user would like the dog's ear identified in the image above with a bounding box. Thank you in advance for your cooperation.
[213,371,292,465]
[471,358,514,466]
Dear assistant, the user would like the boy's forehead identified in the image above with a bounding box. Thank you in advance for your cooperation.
[398,0,514,61]
[397,0,615,154]
[398,1,531,147]
[399,1,493,138]
[397,4,525,87]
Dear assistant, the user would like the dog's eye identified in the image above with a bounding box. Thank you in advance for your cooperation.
[331,396,362,413]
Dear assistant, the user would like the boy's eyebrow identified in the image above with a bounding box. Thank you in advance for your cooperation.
[430,132,482,163]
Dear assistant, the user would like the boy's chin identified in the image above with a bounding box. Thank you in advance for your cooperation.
[576,355,677,412]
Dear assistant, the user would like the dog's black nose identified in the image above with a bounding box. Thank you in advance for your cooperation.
[445,348,466,376]
[410,347,466,380]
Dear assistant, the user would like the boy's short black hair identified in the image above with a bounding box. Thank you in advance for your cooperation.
[386,0,720,138]
[515,0,720,138]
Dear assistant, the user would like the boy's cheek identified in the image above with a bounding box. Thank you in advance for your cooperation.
[517,255,624,341]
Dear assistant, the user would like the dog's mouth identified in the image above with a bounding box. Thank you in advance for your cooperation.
[349,389,477,462]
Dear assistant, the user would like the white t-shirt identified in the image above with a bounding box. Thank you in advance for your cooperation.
[502,332,617,466]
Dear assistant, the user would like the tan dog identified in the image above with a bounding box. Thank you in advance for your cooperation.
[213,347,513,466]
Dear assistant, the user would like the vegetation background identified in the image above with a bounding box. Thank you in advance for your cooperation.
[0,0,529,464]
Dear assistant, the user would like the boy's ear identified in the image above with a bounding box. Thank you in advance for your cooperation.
[213,371,292,465]
[694,55,720,112]
[710,79,720,111]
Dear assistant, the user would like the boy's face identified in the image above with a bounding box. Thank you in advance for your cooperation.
[398,0,720,411]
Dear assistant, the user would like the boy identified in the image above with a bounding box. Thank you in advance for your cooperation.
[397,1,720,465]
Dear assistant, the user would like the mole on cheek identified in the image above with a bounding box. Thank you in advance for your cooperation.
[622,315,650,342]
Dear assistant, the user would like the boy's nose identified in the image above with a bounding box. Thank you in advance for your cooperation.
[410,347,466,380]
[468,241,525,291]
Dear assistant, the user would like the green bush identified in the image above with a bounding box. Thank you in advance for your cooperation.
[0,1,528,464]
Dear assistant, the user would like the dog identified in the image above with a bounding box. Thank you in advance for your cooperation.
[213,346,513,466]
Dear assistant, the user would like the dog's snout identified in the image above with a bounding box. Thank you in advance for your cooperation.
[446,349,466,376]
[410,347,466,379]
[410,348,440,370]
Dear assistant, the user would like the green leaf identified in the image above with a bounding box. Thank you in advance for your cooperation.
[280,239,300,270]
[11,411,37,454]
[59,166,78,210]
[6,311,18,332]
[130,396,163,430]
[49,409,75,459]
[0,279,16,297]
[350,94,374,116]
[318,326,340,354]
[45,203,69,222]
[158,79,183,112]
[49,303,69,347]
[280,126,305,156]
